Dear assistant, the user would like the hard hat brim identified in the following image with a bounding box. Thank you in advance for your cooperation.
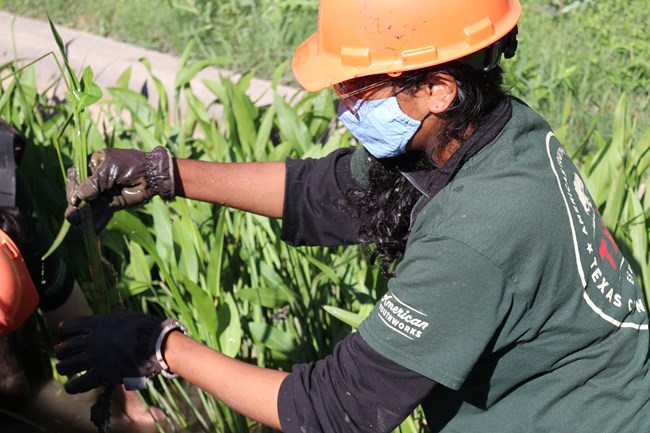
[291,0,522,92]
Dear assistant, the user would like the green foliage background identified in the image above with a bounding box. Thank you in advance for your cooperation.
[0,0,648,432]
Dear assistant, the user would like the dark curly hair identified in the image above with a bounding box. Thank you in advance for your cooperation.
[350,63,507,277]
[0,208,27,244]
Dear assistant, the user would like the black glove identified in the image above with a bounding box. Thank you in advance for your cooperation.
[54,309,186,394]
[64,146,175,232]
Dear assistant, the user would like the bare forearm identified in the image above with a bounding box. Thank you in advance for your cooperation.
[164,331,287,430]
[173,158,286,218]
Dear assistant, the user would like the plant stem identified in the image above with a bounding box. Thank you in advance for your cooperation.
[80,205,110,315]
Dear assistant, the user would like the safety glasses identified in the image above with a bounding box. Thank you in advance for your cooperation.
[334,75,396,99]
[334,75,396,116]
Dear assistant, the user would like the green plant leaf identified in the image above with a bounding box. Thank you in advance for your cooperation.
[248,322,301,362]
[173,212,199,282]
[107,210,156,253]
[127,241,152,283]
[217,292,242,358]
[151,198,175,268]
[133,122,161,152]
[206,208,226,298]
[76,66,103,111]
[175,59,228,89]
[322,305,365,329]
[47,16,75,90]
[139,58,169,115]
[273,91,311,154]
[259,262,296,304]
[304,254,341,285]
[601,168,626,229]
[41,219,70,260]
[184,277,218,336]
[271,61,289,90]
[115,66,132,89]
[254,104,276,160]
[626,192,649,291]
[237,287,290,308]
[107,87,153,124]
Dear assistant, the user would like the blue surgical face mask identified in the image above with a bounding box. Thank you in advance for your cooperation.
[338,96,422,159]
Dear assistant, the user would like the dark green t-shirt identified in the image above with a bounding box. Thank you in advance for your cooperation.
[359,99,650,432]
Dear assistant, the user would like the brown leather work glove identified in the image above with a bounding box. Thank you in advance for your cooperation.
[65,146,175,232]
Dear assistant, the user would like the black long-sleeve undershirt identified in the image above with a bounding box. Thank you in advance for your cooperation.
[278,332,436,433]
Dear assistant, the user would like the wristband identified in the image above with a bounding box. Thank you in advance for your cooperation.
[146,146,175,201]
[155,318,188,379]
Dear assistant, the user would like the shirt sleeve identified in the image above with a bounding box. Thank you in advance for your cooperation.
[359,235,513,391]
[281,148,368,247]
[278,332,436,433]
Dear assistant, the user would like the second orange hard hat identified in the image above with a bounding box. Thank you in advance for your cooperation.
[0,228,39,335]
[292,0,522,91]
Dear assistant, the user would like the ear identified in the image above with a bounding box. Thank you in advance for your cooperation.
[425,74,457,114]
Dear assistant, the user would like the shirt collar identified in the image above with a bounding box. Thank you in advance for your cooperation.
[381,97,513,199]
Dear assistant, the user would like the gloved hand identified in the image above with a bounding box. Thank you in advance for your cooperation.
[64,146,175,232]
[54,308,186,394]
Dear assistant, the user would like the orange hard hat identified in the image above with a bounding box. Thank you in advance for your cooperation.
[292,0,522,91]
[0,228,39,335]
